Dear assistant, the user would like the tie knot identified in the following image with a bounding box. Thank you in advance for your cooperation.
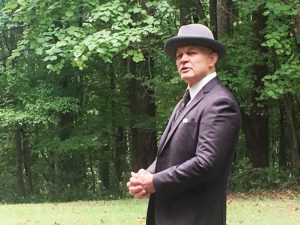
[182,89,191,106]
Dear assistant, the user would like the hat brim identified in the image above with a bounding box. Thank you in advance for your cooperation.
[164,36,226,60]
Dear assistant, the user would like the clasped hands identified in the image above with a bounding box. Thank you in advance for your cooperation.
[127,169,155,199]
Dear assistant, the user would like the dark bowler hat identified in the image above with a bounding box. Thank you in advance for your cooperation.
[164,24,226,60]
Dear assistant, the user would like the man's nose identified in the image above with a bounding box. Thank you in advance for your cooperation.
[180,53,189,62]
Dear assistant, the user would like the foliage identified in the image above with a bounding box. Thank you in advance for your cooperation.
[261,0,300,100]
[0,0,299,203]
[229,158,300,192]
[3,0,173,72]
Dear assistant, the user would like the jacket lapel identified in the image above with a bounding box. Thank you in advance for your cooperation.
[157,78,219,156]
[157,102,181,151]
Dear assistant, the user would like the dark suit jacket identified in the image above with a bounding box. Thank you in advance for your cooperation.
[146,78,241,225]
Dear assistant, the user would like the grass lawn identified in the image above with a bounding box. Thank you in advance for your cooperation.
[0,192,299,225]
[226,192,300,225]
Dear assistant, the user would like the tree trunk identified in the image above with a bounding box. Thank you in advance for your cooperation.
[115,126,126,183]
[128,56,157,172]
[99,144,110,189]
[179,0,193,25]
[209,0,218,38]
[177,0,205,25]
[88,152,96,194]
[284,94,300,169]
[58,110,73,186]
[242,111,269,167]
[242,4,269,168]
[217,0,233,37]
[280,0,300,47]
[22,127,34,195]
[58,69,86,191]
[15,126,26,197]
[108,64,127,185]
[194,0,208,25]
[279,104,287,167]
[294,11,300,48]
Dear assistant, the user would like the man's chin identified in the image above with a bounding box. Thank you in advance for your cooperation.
[180,73,193,80]
[180,72,193,80]
[180,77,194,86]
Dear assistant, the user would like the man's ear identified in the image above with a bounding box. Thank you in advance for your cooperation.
[209,52,218,66]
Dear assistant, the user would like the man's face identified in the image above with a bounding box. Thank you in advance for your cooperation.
[175,45,218,87]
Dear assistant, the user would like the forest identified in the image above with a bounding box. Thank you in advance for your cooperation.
[0,0,299,202]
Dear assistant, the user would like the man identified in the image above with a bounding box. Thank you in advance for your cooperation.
[127,24,241,225]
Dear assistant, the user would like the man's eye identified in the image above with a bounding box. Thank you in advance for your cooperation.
[176,54,182,59]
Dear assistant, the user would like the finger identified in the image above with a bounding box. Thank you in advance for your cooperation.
[134,189,148,199]
[138,169,147,174]
[129,176,141,185]
[128,185,143,195]
[131,172,139,178]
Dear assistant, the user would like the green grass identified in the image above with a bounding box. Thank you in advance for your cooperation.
[227,193,300,225]
[0,194,299,225]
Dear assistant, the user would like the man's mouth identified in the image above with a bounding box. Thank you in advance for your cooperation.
[181,67,191,73]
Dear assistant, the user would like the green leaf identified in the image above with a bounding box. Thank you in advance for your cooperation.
[30,40,39,49]
[3,1,18,11]
[65,10,74,17]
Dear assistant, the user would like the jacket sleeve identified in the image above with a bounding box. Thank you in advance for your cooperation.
[147,158,157,174]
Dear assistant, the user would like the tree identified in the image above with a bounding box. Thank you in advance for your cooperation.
[242,3,270,168]
[0,0,299,201]
[261,0,300,169]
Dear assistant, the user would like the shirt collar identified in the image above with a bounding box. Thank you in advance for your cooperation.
[188,72,217,101]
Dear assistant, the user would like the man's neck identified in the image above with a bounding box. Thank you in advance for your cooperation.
[188,72,217,101]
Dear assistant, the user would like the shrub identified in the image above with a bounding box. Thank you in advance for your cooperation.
[229,158,300,192]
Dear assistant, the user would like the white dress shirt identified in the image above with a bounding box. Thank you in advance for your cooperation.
[187,72,217,105]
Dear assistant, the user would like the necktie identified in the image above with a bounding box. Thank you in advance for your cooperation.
[182,89,191,107]
[173,89,190,122]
